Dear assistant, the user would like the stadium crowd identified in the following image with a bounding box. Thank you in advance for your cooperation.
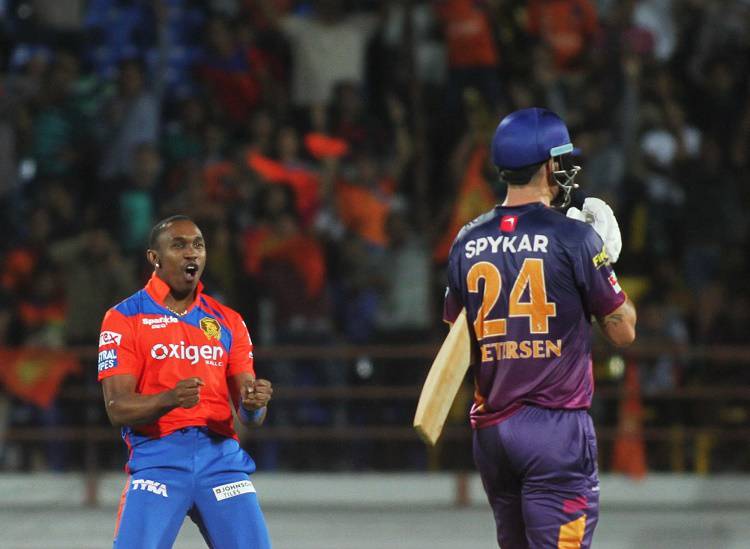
[0,0,748,472]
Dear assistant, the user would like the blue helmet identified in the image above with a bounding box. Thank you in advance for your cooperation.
[491,107,581,207]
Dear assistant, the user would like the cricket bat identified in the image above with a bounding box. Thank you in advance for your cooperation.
[414,308,472,446]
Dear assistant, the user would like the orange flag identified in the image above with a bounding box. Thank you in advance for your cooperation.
[304,132,350,159]
[246,152,320,224]
[611,362,647,479]
[433,146,497,262]
[0,348,80,408]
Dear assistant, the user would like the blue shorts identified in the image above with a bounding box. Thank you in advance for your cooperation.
[473,406,600,549]
[113,427,271,549]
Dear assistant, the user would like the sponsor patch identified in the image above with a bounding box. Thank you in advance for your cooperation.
[213,480,255,501]
[99,331,122,347]
[132,479,168,497]
[500,215,518,233]
[98,349,118,372]
[464,234,549,258]
[608,272,622,294]
[200,317,222,341]
[142,316,179,329]
[150,341,224,366]
[592,247,609,269]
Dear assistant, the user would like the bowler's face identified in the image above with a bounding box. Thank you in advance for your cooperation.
[153,220,206,296]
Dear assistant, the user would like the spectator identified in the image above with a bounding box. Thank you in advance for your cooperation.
[97,58,160,180]
[335,147,396,250]
[115,143,162,254]
[196,15,271,124]
[29,50,83,178]
[162,95,207,167]
[262,0,379,107]
[433,0,502,114]
[375,206,432,335]
[47,228,135,347]
[332,234,384,343]
[526,0,599,72]
[16,261,66,348]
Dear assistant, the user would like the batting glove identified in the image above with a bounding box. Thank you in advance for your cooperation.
[567,197,622,263]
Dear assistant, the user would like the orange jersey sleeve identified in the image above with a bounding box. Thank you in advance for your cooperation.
[97,308,141,381]
[227,314,256,378]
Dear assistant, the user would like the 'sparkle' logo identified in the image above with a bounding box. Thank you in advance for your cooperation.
[200,317,221,341]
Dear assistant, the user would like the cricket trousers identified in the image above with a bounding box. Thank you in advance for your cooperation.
[113,427,271,549]
[473,406,600,549]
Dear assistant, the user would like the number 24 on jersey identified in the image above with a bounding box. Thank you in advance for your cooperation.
[467,258,556,339]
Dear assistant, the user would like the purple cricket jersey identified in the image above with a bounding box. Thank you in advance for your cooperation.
[443,202,625,429]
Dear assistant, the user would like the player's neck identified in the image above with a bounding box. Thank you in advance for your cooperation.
[502,188,551,208]
[165,290,197,314]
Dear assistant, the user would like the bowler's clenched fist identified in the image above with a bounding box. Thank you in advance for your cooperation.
[242,378,273,411]
[171,377,204,408]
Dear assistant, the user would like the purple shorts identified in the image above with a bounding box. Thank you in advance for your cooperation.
[473,405,600,549]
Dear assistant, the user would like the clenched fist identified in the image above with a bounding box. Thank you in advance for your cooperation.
[171,377,204,409]
[241,378,273,411]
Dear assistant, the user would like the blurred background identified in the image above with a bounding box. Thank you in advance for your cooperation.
[0,0,748,547]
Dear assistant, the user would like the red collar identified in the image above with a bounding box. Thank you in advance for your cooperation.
[145,272,204,307]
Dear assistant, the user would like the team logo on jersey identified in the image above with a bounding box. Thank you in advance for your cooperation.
[99,331,122,348]
[592,247,609,269]
[500,215,518,233]
[200,317,222,341]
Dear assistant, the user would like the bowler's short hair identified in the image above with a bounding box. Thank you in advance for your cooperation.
[148,215,194,249]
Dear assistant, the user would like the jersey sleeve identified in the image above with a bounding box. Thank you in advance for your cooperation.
[573,226,627,318]
[97,309,141,381]
[442,237,464,324]
[227,315,256,378]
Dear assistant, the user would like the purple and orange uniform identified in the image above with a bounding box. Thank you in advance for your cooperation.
[444,202,625,549]
[98,274,271,548]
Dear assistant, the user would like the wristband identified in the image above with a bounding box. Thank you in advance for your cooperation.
[239,405,266,423]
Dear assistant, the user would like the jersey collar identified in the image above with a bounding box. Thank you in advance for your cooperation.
[496,202,546,211]
[145,272,204,308]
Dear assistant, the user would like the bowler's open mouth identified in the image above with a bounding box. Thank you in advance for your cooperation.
[184,264,199,281]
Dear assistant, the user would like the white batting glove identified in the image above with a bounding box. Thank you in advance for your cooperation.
[567,197,622,263]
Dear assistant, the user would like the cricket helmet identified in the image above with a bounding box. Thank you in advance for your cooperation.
[491,107,581,207]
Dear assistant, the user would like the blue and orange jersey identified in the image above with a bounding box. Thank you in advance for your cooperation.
[443,203,625,429]
[97,274,255,441]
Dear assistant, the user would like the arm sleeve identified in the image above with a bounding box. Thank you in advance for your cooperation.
[227,316,256,378]
[573,226,626,318]
[97,309,141,381]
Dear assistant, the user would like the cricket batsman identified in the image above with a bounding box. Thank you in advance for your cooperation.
[443,108,637,548]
